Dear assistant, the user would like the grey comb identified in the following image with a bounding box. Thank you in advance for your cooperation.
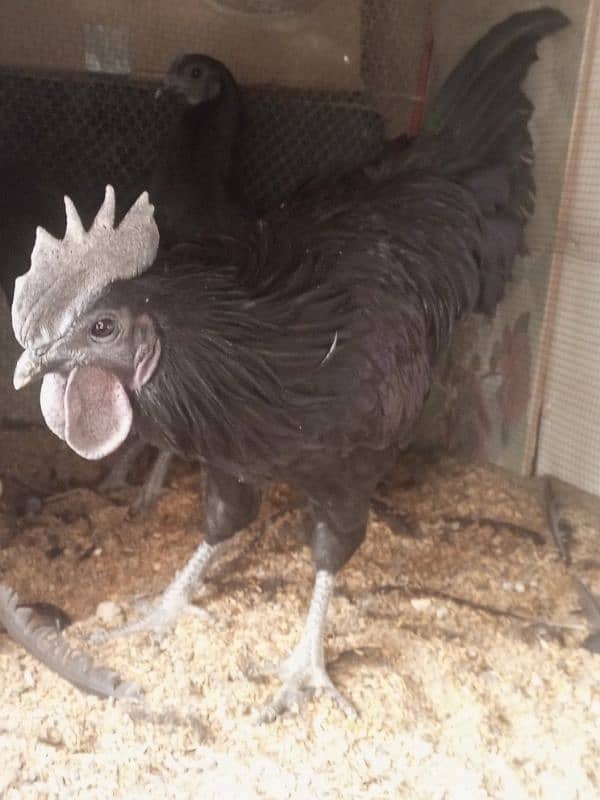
[12,185,159,351]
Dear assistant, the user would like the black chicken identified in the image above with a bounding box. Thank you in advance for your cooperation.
[151,53,250,247]
[100,54,251,513]
[11,9,569,720]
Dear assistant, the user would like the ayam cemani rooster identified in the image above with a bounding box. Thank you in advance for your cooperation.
[99,53,252,514]
[11,9,568,721]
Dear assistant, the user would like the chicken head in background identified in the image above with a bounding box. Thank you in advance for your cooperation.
[152,52,251,248]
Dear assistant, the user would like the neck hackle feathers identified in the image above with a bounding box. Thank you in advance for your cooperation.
[12,186,159,349]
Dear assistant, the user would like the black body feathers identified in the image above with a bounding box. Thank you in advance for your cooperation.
[102,9,568,498]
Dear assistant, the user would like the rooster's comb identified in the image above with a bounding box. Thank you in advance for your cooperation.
[12,186,159,349]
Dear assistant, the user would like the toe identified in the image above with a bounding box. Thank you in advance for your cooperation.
[257,703,279,724]
[257,685,307,724]
[186,604,212,622]
[98,475,130,493]
[255,663,357,723]
[245,659,282,681]
[128,493,155,518]
[89,600,206,643]
[86,629,110,644]
[319,683,358,719]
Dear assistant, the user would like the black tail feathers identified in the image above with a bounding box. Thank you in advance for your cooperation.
[421,7,569,313]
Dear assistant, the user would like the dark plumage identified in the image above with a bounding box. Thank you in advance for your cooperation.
[151,53,251,247]
[12,9,569,719]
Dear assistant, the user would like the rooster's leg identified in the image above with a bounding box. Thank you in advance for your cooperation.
[91,539,223,642]
[91,467,261,641]
[257,493,369,721]
[258,568,356,723]
[129,451,173,517]
[98,438,146,492]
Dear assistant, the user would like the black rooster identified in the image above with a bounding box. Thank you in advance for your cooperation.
[100,54,251,513]
[11,9,569,720]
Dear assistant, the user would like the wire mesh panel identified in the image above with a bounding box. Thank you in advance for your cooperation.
[0,70,384,216]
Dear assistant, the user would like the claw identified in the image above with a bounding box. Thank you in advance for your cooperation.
[245,659,280,680]
[128,450,172,516]
[99,440,146,494]
[318,682,358,719]
[88,541,220,644]
[255,644,356,722]
[128,486,162,518]
[88,600,210,644]
[98,445,171,517]
[255,570,356,722]
[97,472,130,494]
[257,661,356,723]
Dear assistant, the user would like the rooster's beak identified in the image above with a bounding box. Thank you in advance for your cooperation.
[13,350,43,390]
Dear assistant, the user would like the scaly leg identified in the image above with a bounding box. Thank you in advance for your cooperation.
[256,485,371,722]
[258,569,356,723]
[98,438,146,492]
[91,539,223,641]
[129,450,173,517]
[91,467,261,641]
[100,440,172,516]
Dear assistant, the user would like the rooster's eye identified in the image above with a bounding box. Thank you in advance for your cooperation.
[91,317,116,341]
[191,67,201,79]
